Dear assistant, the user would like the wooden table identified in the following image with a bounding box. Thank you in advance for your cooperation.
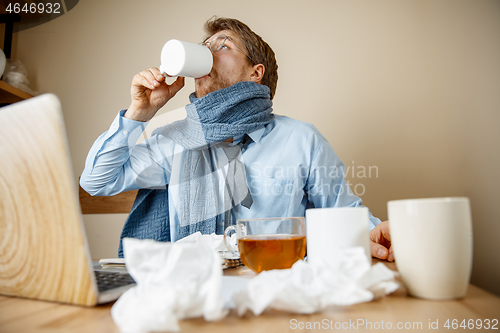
[1,260,499,332]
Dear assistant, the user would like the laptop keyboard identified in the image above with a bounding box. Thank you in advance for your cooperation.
[94,271,136,292]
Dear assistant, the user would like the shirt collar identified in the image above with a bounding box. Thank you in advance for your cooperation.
[246,125,266,143]
[231,125,266,146]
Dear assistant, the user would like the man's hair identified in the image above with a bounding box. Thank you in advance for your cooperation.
[204,16,278,100]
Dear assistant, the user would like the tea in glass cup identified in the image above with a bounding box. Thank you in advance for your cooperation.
[224,217,306,273]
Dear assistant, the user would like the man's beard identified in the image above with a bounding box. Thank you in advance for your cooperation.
[195,69,240,98]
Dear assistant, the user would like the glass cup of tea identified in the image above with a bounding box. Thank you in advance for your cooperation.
[223,217,306,273]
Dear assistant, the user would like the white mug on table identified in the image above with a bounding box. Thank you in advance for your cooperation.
[305,207,371,270]
[388,197,473,300]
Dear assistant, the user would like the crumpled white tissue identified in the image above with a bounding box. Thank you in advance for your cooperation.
[175,231,229,252]
[111,238,228,333]
[233,247,399,316]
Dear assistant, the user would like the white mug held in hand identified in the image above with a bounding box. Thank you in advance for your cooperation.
[306,207,371,271]
[388,197,473,300]
[159,39,213,78]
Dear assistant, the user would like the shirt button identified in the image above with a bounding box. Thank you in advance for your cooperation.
[123,130,129,135]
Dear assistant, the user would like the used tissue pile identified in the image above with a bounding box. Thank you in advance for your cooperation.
[175,231,233,252]
[111,238,227,332]
[111,238,399,332]
[233,247,399,316]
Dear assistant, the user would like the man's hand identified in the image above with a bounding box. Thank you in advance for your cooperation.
[124,67,185,122]
[370,220,394,261]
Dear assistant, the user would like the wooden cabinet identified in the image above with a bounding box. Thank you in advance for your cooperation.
[0,80,33,104]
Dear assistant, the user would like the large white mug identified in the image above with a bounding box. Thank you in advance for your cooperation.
[388,197,473,300]
[159,39,213,78]
[305,207,371,270]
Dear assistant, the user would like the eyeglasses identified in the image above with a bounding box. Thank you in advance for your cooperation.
[202,34,254,63]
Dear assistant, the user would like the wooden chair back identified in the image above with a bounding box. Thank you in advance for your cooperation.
[79,186,137,214]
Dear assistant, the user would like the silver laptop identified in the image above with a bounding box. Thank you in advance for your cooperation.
[0,94,135,306]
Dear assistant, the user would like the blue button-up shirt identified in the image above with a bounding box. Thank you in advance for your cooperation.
[80,111,381,240]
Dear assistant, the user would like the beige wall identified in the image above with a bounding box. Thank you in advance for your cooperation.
[10,0,500,296]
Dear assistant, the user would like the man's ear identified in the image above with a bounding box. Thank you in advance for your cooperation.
[249,64,265,84]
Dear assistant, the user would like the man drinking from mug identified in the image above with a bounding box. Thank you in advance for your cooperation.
[80,17,393,261]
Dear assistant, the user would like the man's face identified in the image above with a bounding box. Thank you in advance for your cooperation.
[195,30,254,98]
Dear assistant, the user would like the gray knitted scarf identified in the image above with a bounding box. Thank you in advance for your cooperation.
[153,81,274,241]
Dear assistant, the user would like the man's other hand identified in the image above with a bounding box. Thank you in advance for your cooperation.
[370,220,394,261]
[125,67,185,122]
